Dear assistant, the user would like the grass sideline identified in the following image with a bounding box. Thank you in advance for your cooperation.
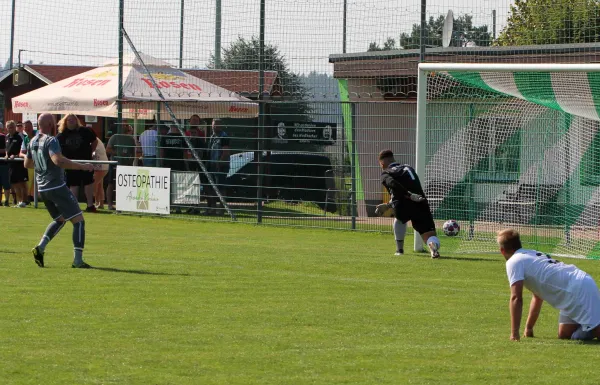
[1,207,600,384]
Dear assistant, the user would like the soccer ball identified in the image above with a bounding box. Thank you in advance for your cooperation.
[443,220,460,237]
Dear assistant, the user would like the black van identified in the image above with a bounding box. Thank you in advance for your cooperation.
[226,151,337,213]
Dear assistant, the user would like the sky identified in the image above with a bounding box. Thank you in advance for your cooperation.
[0,0,514,75]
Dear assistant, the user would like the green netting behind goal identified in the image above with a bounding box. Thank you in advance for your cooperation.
[421,68,600,259]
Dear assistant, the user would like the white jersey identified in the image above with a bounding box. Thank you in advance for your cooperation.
[139,129,157,157]
[506,249,589,314]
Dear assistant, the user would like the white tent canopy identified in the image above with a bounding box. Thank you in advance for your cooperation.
[12,53,258,120]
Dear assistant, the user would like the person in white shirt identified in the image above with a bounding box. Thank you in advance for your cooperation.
[139,124,158,167]
[498,228,600,341]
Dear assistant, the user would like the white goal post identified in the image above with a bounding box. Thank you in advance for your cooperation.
[415,63,600,259]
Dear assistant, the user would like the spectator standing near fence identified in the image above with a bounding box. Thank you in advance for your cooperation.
[160,125,186,171]
[139,123,158,167]
[5,121,18,206]
[0,124,9,206]
[5,120,29,207]
[56,114,98,213]
[92,138,109,209]
[185,115,206,172]
[187,115,207,141]
[20,120,37,204]
[106,124,139,210]
[16,122,24,139]
[160,125,186,213]
[205,118,231,215]
[185,116,207,214]
[154,125,169,168]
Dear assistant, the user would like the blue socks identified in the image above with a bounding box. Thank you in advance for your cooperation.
[38,221,65,252]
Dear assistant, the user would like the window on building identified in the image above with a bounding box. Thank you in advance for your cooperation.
[376,76,417,99]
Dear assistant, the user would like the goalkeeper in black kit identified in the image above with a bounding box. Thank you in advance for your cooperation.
[376,150,441,259]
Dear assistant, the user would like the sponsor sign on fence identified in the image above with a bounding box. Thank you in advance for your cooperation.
[171,171,202,205]
[271,122,337,145]
[116,166,171,215]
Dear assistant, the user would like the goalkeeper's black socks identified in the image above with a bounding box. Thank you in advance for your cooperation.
[72,221,86,267]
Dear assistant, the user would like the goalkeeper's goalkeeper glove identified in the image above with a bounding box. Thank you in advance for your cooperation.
[375,203,391,216]
[409,193,426,203]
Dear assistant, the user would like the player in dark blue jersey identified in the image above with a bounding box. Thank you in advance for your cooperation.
[377,149,440,258]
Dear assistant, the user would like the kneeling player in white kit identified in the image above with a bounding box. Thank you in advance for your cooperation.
[498,229,600,341]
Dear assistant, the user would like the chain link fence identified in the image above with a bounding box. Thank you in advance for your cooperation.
[2,0,600,232]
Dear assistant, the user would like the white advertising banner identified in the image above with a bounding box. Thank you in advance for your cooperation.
[171,171,202,205]
[116,166,171,215]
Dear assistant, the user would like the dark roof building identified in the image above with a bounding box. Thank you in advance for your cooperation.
[328,42,600,216]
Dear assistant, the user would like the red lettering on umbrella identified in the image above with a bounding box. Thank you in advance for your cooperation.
[94,99,109,107]
[141,78,202,92]
[229,105,249,113]
[13,100,30,108]
[64,78,111,88]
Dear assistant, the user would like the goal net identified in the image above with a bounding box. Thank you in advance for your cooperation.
[416,63,600,259]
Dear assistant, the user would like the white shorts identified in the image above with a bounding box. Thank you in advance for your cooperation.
[558,274,600,332]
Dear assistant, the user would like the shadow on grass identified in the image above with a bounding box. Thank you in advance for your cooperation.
[92,210,118,215]
[92,267,190,277]
[439,255,500,263]
[0,249,18,254]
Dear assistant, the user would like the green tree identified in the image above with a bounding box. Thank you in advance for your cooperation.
[496,0,600,46]
[208,36,311,122]
[368,14,491,51]
[368,37,398,52]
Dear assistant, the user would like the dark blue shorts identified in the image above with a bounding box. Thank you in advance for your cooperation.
[40,185,82,221]
[0,165,10,189]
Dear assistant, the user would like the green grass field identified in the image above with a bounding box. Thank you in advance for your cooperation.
[2,207,600,384]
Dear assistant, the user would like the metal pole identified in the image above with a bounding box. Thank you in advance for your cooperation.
[179,0,184,68]
[118,0,124,132]
[214,0,222,69]
[420,62,600,72]
[9,0,16,69]
[341,105,346,215]
[492,10,497,40]
[564,116,571,245]
[420,0,426,62]
[414,65,428,252]
[256,0,266,223]
[350,103,357,230]
[342,0,347,54]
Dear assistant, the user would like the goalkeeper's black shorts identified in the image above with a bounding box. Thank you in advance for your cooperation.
[395,200,436,235]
